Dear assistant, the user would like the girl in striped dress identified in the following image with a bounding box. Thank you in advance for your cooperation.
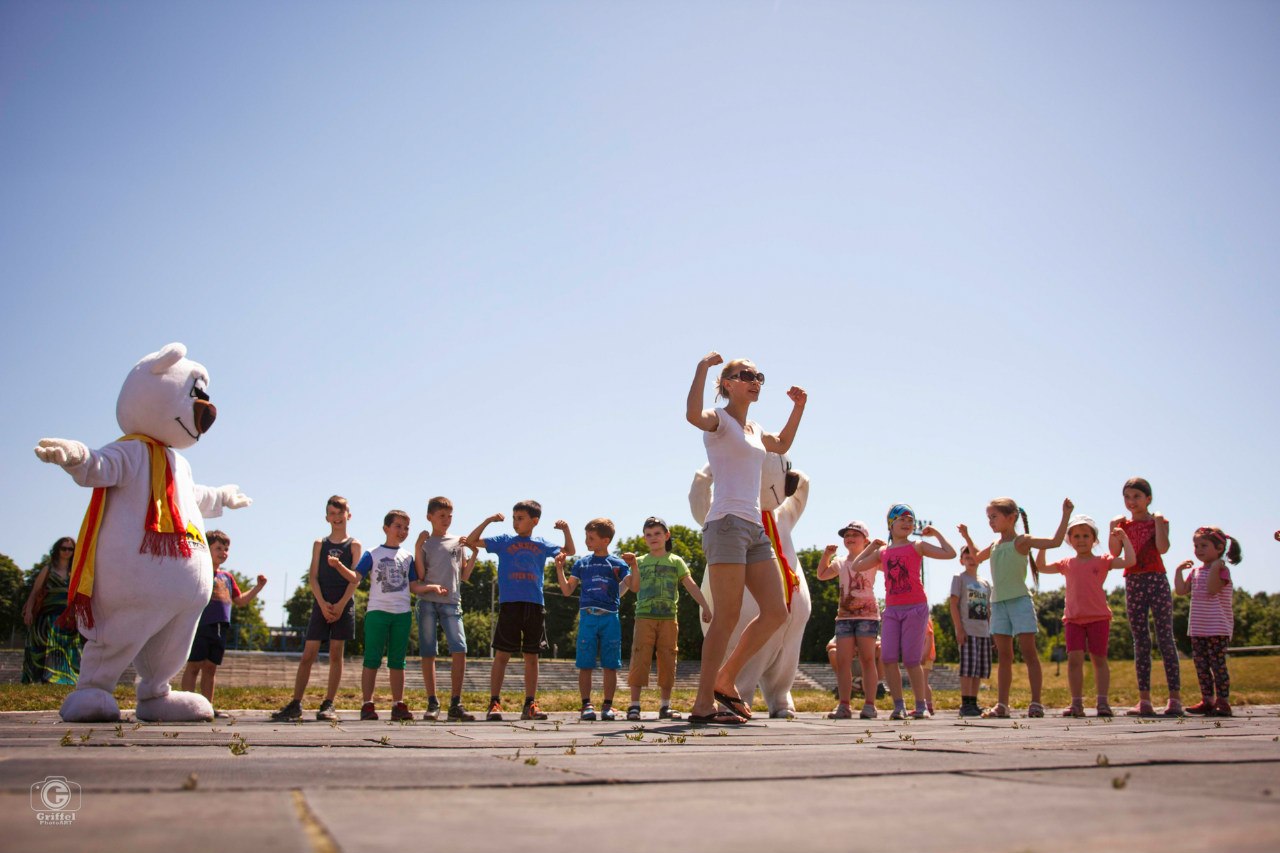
[1174,527,1241,717]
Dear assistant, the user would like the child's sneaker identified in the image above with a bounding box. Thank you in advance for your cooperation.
[486,699,503,722]
[522,700,548,721]
[447,703,476,722]
[271,699,303,722]
[315,699,338,722]
[889,707,906,721]
[580,703,597,722]
[1212,698,1232,717]
[600,705,617,722]
[860,703,878,719]
[959,703,983,718]
[1161,699,1185,717]
[1125,700,1156,717]
[626,705,642,721]
[1185,698,1215,715]
[423,698,441,721]
[390,702,412,722]
[876,682,888,700]
[827,703,853,720]
[909,707,930,720]
[360,702,378,721]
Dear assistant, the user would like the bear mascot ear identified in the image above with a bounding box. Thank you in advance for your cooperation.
[145,343,187,375]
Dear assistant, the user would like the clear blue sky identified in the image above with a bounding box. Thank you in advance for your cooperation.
[3,2,1277,626]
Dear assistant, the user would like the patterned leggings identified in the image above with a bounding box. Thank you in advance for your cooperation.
[1190,636,1230,700]
[1125,572,1180,693]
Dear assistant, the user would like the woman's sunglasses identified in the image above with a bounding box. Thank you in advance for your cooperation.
[727,370,765,385]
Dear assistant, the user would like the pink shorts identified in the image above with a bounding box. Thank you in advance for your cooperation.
[1064,619,1110,657]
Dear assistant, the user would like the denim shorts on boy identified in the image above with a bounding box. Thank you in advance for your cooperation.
[493,601,545,655]
[834,618,881,639]
[959,634,993,678]
[702,514,774,566]
[881,603,930,665]
[188,621,228,665]
[417,600,467,656]
[305,599,355,643]
[575,609,622,670]
[1064,618,1110,657]
[990,595,1039,636]
[363,610,412,670]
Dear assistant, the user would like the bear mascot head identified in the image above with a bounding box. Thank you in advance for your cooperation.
[35,343,251,722]
[690,452,812,718]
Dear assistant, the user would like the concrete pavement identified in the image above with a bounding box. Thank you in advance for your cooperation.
[2,706,1278,852]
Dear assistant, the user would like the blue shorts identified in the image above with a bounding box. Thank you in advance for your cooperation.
[576,609,622,670]
[991,595,1039,636]
[417,600,467,656]
[834,619,880,639]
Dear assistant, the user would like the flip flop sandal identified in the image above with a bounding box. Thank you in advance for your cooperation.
[688,710,746,726]
[714,690,753,720]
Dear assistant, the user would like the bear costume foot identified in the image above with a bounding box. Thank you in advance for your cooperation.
[60,688,122,723]
[136,691,214,722]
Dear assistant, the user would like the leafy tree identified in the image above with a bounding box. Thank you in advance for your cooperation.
[0,553,26,642]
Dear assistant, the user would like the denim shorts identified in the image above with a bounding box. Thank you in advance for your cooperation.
[576,610,622,670]
[702,514,774,566]
[417,600,467,656]
[991,595,1039,636]
[834,618,880,639]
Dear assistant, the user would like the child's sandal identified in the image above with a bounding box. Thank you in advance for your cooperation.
[1028,702,1045,718]
[626,705,642,722]
[981,703,1010,719]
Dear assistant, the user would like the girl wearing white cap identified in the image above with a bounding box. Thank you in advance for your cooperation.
[1035,515,1135,718]
[817,520,880,719]
[684,352,806,725]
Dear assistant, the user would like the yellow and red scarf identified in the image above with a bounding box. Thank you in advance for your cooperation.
[762,509,800,612]
[59,434,191,629]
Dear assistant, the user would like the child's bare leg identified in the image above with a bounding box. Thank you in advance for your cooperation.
[856,636,878,706]
[579,668,594,704]
[450,652,466,700]
[1068,651,1085,700]
[922,664,934,706]
[994,634,1014,706]
[885,660,904,702]
[200,663,216,702]
[181,662,199,693]
[1094,656,1111,701]
[905,663,926,706]
[421,657,437,699]
[1018,633,1042,704]
[293,640,321,702]
[960,675,979,697]
[835,637,854,705]
[325,640,345,701]
[523,653,539,698]
[603,669,617,705]
[361,667,377,704]
[390,668,404,703]
[490,651,510,698]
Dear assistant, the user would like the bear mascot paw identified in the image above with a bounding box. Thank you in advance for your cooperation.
[691,453,811,718]
[35,343,251,723]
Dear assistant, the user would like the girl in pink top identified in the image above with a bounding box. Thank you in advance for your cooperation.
[848,504,955,719]
[1174,527,1242,717]
[1035,515,1135,718]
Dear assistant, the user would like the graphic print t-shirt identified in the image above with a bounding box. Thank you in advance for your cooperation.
[634,554,692,621]
[949,572,991,638]
[355,545,415,614]
[484,534,561,606]
[881,544,926,607]
[837,558,880,621]
[201,570,242,624]
[571,554,630,612]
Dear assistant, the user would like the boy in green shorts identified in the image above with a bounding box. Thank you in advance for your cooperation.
[622,516,711,721]
[344,509,439,721]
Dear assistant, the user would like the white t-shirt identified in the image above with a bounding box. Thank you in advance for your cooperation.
[703,407,766,524]
[356,545,415,614]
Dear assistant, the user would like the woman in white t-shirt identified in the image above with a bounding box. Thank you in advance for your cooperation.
[684,351,807,724]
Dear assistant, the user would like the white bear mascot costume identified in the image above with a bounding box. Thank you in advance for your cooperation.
[691,453,811,717]
[34,343,251,723]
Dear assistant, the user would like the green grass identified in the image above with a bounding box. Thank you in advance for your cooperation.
[4,656,1277,713]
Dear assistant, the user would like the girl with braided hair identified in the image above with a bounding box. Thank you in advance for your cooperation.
[1174,526,1241,716]
[958,496,1072,718]
[1109,477,1184,716]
